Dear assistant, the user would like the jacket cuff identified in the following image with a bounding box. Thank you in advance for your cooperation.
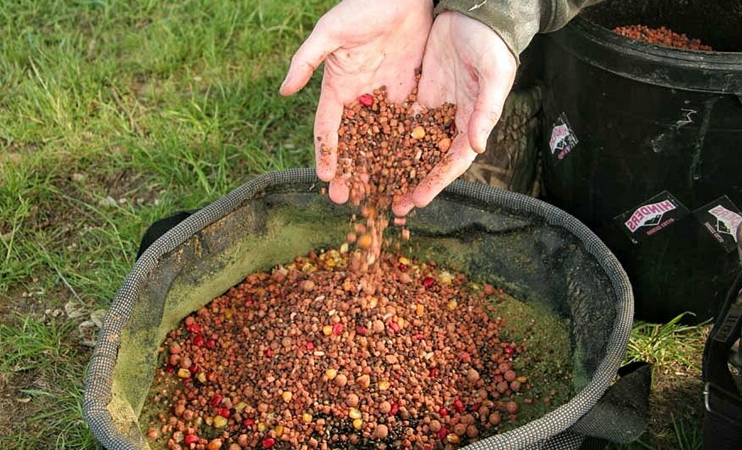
[435,0,543,62]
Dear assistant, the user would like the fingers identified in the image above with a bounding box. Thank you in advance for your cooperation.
[280,28,335,96]
[466,71,514,153]
[392,193,415,217]
[411,134,477,208]
[313,86,344,181]
[328,176,350,204]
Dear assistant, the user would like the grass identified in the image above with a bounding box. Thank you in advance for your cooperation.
[625,313,708,368]
[0,1,712,449]
[0,315,95,449]
[608,313,709,450]
[0,0,331,448]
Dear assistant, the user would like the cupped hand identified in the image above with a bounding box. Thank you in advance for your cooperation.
[392,11,517,217]
[280,0,433,204]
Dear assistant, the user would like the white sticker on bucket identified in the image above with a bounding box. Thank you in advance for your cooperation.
[549,113,579,160]
[694,196,742,253]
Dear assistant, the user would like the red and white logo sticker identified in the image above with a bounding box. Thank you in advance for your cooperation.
[549,113,579,160]
[708,205,742,241]
[615,191,690,244]
[694,196,742,252]
[625,200,677,233]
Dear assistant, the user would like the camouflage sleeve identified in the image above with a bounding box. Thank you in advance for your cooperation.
[435,0,604,60]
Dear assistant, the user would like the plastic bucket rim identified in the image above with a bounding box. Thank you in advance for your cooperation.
[574,13,742,60]
[83,168,634,450]
[546,17,742,95]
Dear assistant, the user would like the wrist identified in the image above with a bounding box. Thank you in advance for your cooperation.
[434,0,541,62]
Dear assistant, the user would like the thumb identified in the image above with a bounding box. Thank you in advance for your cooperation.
[280,29,336,96]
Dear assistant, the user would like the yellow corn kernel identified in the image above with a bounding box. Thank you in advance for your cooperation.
[213,415,228,428]
[352,418,363,430]
[411,126,426,139]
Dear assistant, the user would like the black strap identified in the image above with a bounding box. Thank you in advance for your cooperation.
[135,210,196,260]
[574,361,652,449]
[702,270,742,450]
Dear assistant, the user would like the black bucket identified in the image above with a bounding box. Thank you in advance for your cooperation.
[540,0,742,323]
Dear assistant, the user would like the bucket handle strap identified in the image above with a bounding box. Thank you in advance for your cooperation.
[702,267,742,450]
[135,210,197,260]
[571,361,652,446]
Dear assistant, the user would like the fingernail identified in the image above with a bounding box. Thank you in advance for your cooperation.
[280,74,291,92]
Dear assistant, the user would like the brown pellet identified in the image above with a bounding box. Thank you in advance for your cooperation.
[613,25,712,51]
[150,248,551,449]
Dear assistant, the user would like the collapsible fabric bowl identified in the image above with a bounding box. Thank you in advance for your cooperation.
[84,168,639,449]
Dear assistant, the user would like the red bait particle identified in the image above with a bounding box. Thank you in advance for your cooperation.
[438,407,448,417]
[210,394,223,407]
[305,342,315,351]
[192,335,205,347]
[389,402,399,416]
[217,408,231,418]
[422,277,435,288]
[186,323,201,334]
[437,427,449,440]
[453,399,465,412]
[388,321,400,334]
[262,437,276,449]
[332,323,344,336]
[243,418,255,427]
[358,94,374,107]
[184,434,199,445]
[206,339,217,349]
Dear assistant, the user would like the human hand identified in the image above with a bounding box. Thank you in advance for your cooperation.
[392,11,517,217]
[279,0,433,203]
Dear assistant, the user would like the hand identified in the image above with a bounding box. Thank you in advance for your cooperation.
[392,11,517,217]
[279,0,433,204]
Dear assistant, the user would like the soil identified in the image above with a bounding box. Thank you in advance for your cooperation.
[143,249,573,450]
[638,326,710,448]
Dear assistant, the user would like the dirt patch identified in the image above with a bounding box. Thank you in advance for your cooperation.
[0,370,48,444]
[0,152,23,166]
[641,325,710,447]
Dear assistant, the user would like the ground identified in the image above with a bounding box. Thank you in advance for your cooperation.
[0,1,720,449]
